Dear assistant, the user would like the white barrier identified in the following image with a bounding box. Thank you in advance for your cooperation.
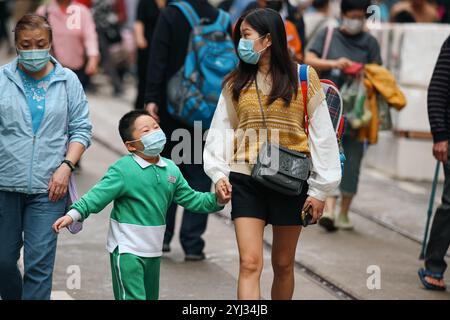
[364,23,450,182]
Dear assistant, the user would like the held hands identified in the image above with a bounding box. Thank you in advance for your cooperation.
[302,196,325,224]
[215,177,232,205]
[52,215,74,233]
[48,163,72,202]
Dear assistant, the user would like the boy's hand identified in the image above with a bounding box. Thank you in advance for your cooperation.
[215,177,232,205]
[53,215,74,233]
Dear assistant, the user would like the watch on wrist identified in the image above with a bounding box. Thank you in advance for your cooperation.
[62,160,76,172]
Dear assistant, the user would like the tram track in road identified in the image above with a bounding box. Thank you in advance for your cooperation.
[350,207,450,259]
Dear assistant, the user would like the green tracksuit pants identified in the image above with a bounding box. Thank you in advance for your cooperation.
[110,248,161,300]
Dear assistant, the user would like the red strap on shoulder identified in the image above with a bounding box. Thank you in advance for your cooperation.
[301,77,309,137]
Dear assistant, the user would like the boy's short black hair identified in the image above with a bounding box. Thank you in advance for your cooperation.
[119,110,151,142]
[341,0,371,15]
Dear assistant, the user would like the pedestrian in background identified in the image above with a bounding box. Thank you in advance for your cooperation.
[36,0,100,90]
[0,14,92,300]
[418,35,450,292]
[92,0,128,96]
[144,0,233,261]
[305,0,382,231]
[303,0,338,49]
[134,0,167,109]
[204,8,341,299]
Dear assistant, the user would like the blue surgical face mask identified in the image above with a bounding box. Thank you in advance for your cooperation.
[17,48,51,72]
[238,35,268,65]
[132,129,167,157]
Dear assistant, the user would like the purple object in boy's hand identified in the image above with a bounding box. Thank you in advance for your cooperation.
[67,221,83,234]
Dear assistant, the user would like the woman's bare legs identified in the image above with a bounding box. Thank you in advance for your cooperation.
[234,217,266,300]
[271,226,302,300]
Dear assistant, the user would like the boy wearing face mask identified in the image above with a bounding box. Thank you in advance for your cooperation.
[305,0,382,231]
[52,110,231,300]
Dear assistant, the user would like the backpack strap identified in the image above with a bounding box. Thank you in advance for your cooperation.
[170,1,200,28]
[217,9,231,32]
[299,64,309,137]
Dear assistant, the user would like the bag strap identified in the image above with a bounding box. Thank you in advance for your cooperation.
[254,77,269,141]
[170,1,200,28]
[299,64,309,137]
[322,26,334,60]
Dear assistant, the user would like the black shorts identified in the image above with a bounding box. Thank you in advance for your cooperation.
[229,172,309,226]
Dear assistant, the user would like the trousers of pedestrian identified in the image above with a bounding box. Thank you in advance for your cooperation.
[0,191,66,300]
[163,162,210,255]
[110,248,161,300]
[425,146,450,274]
[340,130,365,196]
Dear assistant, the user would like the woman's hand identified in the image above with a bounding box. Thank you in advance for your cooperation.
[302,196,325,223]
[53,215,74,233]
[215,177,232,205]
[332,57,353,70]
[48,164,72,202]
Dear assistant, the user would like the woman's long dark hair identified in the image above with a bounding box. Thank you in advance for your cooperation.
[223,8,298,106]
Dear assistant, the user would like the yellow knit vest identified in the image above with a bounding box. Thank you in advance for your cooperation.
[232,82,309,166]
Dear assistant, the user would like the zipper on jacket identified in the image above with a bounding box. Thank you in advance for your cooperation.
[27,135,36,193]
[26,76,61,193]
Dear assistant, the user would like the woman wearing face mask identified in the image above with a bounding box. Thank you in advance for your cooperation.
[305,0,382,231]
[204,8,341,299]
[0,14,92,300]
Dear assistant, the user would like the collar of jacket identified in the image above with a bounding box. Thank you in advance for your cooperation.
[4,56,68,92]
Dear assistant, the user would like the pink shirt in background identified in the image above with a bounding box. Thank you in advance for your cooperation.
[36,0,99,70]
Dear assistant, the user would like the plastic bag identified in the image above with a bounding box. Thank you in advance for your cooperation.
[341,76,372,129]
[66,175,83,234]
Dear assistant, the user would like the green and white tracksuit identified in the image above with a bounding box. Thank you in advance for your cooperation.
[67,154,223,300]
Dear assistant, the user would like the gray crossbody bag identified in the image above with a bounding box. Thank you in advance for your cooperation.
[250,77,311,196]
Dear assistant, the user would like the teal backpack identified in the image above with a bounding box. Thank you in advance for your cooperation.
[166,1,238,128]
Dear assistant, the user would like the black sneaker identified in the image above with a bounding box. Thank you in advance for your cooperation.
[162,243,171,253]
[318,216,338,232]
[185,253,206,261]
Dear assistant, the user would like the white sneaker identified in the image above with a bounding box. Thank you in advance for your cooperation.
[336,215,354,230]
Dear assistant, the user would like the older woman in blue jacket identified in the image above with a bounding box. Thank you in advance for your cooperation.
[0,14,92,300]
